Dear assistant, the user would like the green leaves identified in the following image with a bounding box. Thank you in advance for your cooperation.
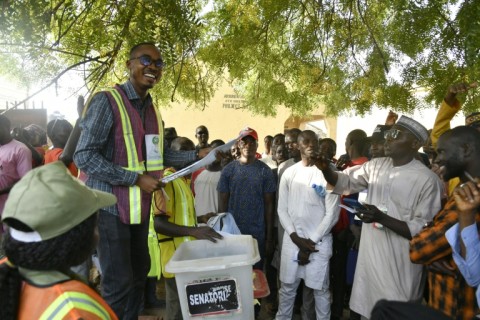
[1,0,479,115]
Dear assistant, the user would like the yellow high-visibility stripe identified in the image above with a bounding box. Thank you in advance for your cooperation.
[106,89,142,171]
[129,185,142,224]
[39,292,111,320]
[106,89,144,223]
[156,107,164,169]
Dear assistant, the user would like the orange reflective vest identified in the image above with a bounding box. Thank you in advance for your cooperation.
[0,258,117,319]
[18,280,118,320]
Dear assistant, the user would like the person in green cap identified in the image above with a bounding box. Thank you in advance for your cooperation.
[0,162,118,319]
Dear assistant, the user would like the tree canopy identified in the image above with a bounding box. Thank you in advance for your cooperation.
[1,0,479,116]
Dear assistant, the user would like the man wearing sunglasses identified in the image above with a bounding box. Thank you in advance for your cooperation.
[315,115,444,319]
[74,42,211,319]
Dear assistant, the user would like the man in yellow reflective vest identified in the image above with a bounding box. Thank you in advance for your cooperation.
[153,137,222,319]
[74,42,211,319]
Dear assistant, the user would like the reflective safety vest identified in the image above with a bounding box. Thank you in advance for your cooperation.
[104,85,164,224]
[17,279,118,320]
[147,210,161,278]
[156,168,196,278]
[0,258,117,320]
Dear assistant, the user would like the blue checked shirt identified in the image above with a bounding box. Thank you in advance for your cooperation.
[74,81,196,216]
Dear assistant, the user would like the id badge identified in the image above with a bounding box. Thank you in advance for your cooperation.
[145,134,161,161]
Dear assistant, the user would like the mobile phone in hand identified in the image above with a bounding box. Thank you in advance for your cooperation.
[343,198,368,211]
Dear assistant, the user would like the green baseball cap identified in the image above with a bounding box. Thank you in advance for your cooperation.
[2,162,117,242]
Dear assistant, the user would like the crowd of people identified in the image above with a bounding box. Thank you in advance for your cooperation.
[1,42,480,320]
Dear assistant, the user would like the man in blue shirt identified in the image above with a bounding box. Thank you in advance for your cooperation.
[217,127,276,269]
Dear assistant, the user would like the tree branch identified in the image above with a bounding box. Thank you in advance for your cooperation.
[171,45,186,103]
[1,56,104,114]
[52,1,93,48]
[0,42,89,59]
[348,0,367,75]
[356,0,389,73]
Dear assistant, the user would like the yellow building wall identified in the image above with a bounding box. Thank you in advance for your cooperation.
[160,81,337,153]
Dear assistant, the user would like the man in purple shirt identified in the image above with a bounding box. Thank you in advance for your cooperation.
[0,115,32,253]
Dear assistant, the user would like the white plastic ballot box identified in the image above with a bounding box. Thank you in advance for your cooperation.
[165,235,260,319]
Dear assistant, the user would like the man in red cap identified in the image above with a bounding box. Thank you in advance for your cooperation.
[217,127,276,271]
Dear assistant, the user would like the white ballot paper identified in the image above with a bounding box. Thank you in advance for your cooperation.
[338,204,357,214]
[160,137,238,184]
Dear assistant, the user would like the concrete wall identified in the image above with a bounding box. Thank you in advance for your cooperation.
[1,109,48,130]
[160,81,336,153]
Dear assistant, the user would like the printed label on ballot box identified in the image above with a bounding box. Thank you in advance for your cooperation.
[186,278,240,316]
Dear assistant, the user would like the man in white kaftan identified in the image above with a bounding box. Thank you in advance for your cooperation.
[276,130,340,320]
[334,157,443,318]
[316,116,443,319]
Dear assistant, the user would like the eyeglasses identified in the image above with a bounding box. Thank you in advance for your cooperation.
[384,129,402,140]
[129,55,164,68]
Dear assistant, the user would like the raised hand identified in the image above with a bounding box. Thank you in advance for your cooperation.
[77,95,85,117]
[314,154,333,171]
[385,110,398,125]
[445,82,478,106]
[453,179,480,213]
[335,153,350,170]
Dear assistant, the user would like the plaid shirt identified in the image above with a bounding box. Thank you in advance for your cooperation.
[410,197,479,319]
[74,81,196,216]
